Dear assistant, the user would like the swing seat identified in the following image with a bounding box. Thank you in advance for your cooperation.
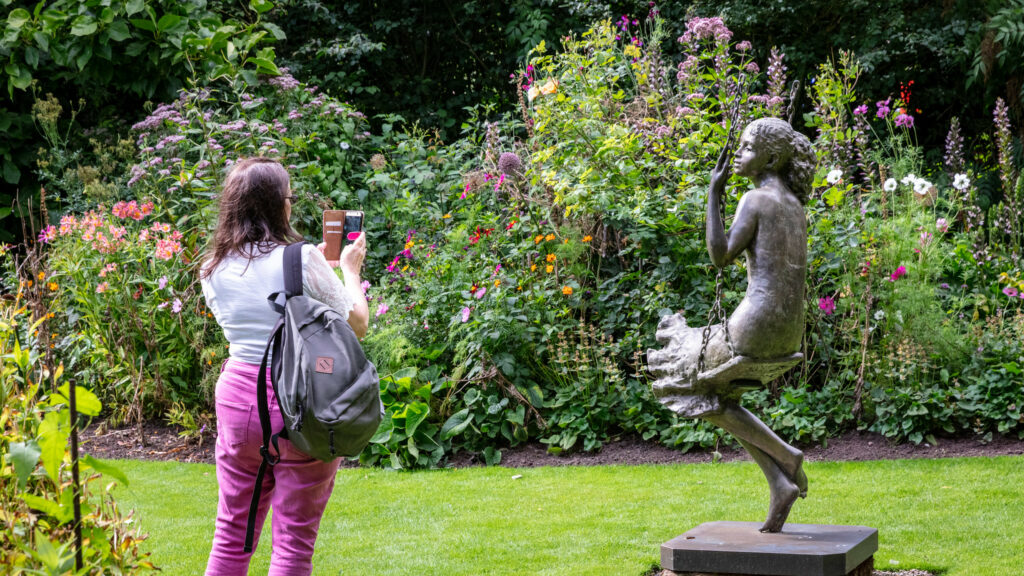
[696,352,803,387]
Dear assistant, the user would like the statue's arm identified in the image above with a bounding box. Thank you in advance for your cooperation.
[708,192,758,268]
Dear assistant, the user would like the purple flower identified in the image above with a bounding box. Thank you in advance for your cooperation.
[736,40,752,52]
[158,275,168,290]
[460,307,471,323]
[818,296,836,315]
[889,266,907,282]
[854,104,868,116]
[895,113,914,128]
[876,99,891,119]
[171,298,182,313]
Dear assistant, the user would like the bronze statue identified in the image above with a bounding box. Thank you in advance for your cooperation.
[649,117,815,533]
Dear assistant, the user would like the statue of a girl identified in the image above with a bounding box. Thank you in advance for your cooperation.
[648,117,815,533]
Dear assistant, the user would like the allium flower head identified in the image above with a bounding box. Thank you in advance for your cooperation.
[497,152,523,177]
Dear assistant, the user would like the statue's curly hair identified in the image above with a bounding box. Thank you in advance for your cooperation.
[745,118,815,204]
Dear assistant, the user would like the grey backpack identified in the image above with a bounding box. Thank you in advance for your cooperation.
[244,241,381,552]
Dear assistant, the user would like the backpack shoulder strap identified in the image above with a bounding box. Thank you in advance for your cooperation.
[283,241,305,297]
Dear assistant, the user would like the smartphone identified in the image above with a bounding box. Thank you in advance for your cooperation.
[342,211,364,245]
[322,210,345,261]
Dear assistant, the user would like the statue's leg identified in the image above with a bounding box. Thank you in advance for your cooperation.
[704,402,807,497]
[729,437,800,532]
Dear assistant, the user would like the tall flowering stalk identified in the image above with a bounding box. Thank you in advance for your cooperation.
[765,47,787,117]
[994,98,1016,195]
[944,116,965,175]
[992,98,1022,255]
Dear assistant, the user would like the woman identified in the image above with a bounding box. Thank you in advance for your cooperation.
[200,157,368,574]
[649,117,814,533]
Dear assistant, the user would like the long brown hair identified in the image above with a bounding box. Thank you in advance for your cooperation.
[201,157,300,278]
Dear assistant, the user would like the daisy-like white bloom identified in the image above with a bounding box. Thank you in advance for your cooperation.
[901,173,917,186]
[913,178,933,195]
[826,168,843,185]
[883,178,897,192]
[952,173,970,191]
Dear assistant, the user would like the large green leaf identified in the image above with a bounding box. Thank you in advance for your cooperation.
[107,20,130,42]
[2,158,20,184]
[54,383,103,416]
[9,440,41,490]
[7,7,30,28]
[37,411,67,484]
[82,455,128,486]
[126,0,144,16]
[440,408,472,440]
[403,401,430,436]
[249,0,274,14]
[156,13,180,32]
[70,15,97,36]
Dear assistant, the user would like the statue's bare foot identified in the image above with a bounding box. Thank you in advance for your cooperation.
[794,464,808,498]
[759,477,799,533]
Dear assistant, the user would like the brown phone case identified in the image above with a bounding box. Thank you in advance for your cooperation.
[323,210,345,261]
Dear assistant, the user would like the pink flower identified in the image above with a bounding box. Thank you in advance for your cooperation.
[96,282,109,293]
[474,287,487,299]
[155,238,182,260]
[936,218,948,233]
[818,296,836,315]
[171,298,182,313]
[158,275,168,289]
[460,307,471,323]
[375,303,389,317]
[895,113,914,129]
[889,266,907,282]
[854,104,868,116]
[37,225,57,244]
[1004,286,1020,298]
[360,280,370,294]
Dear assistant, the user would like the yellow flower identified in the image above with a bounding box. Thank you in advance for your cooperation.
[545,265,554,274]
[531,264,537,272]
[624,44,641,59]
[545,233,555,241]
[401,264,409,272]
[26,280,33,288]
[443,213,452,219]
[562,286,573,296]
[404,240,415,250]
[534,235,544,244]
[494,279,501,287]
[563,238,569,244]
[546,254,556,263]
[582,235,592,242]
[47,282,58,291]
[37,271,46,280]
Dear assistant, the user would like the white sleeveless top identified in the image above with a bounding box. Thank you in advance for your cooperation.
[200,243,355,364]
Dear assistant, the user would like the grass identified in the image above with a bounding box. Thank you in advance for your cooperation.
[110,455,1024,575]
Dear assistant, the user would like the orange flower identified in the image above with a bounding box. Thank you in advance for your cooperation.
[545,233,555,241]
[443,213,452,219]
[546,254,556,262]
[47,282,58,291]
[562,286,573,295]
[37,271,46,280]
[582,235,592,242]
[534,234,544,244]
[530,264,537,272]
[545,265,554,273]
[563,238,569,244]
[494,279,501,287]
[517,284,523,291]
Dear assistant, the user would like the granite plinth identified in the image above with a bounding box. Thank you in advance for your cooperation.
[661,521,878,576]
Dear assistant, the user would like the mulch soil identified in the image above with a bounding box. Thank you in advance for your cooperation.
[80,420,1024,468]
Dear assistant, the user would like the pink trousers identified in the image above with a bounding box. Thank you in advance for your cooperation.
[206,359,340,576]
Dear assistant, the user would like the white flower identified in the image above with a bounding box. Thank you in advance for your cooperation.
[901,173,917,186]
[913,178,933,195]
[883,178,897,192]
[952,173,970,191]
[826,168,843,185]
[339,141,350,150]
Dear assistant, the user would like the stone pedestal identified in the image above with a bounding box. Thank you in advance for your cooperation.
[661,521,878,576]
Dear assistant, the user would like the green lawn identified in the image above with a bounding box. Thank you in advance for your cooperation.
[111,456,1024,575]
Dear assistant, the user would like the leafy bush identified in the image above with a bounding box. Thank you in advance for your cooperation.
[0,272,153,573]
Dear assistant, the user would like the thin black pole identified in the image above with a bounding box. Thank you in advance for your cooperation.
[69,380,83,571]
